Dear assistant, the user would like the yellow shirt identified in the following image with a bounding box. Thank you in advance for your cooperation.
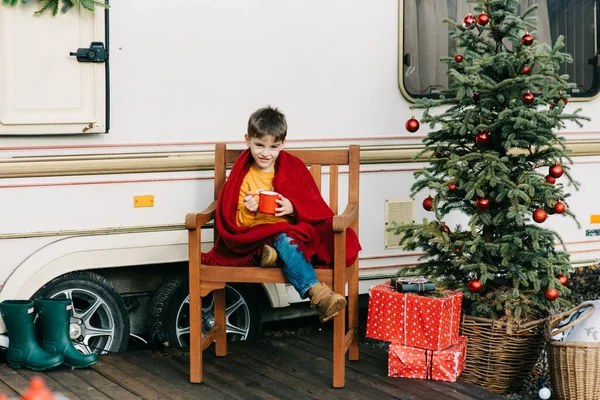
[236,166,291,227]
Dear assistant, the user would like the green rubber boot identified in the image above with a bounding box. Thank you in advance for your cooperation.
[35,298,98,368]
[0,300,63,371]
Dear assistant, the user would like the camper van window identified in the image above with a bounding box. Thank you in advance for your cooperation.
[401,0,600,99]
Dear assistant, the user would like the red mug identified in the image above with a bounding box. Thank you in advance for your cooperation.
[258,191,279,214]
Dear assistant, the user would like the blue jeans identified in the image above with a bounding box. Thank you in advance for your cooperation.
[272,233,319,299]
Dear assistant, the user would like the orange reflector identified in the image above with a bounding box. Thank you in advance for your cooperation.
[134,195,154,208]
[590,215,600,224]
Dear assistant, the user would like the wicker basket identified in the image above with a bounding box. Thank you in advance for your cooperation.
[459,313,547,394]
[548,303,600,400]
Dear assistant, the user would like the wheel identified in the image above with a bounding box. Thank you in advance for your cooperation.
[32,271,130,355]
[149,275,260,350]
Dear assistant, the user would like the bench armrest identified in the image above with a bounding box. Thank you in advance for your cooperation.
[185,201,217,230]
[332,202,358,232]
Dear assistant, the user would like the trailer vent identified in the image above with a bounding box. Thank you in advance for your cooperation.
[385,199,415,249]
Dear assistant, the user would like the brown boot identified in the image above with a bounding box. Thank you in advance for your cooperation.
[309,284,347,323]
[260,245,278,267]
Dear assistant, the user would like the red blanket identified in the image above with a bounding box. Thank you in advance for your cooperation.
[202,149,361,267]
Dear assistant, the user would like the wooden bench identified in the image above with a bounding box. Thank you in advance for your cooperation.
[185,143,360,388]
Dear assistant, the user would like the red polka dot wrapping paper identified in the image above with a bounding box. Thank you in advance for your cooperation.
[366,281,463,351]
[387,336,468,381]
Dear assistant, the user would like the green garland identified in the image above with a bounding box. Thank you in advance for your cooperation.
[2,0,108,15]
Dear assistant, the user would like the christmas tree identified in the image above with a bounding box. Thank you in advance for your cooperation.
[392,0,589,322]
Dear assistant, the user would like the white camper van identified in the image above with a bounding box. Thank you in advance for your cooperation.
[1,0,599,354]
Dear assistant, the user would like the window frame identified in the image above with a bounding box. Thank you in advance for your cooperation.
[397,0,600,103]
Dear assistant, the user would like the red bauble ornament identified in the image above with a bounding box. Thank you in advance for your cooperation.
[549,163,563,178]
[475,197,490,211]
[522,92,535,105]
[522,66,532,75]
[435,150,444,158]
[448,182,457,191]
[440,222,450,233]
[550,98,567,111]
[558,274,568,286]
[463,13,476,28]
[454,54,464,63]
[521,33,534,46]
[405,117,420,133]
[475,131,490,146]
[533,208,547,223]
[473,92,480,103]
[477,13,489,26]
[554,201,566,214]
[454,247,461,254]
[544,288,559,301]
[422,196,433,211]
[468,279,483,293]
[545,175,556,184]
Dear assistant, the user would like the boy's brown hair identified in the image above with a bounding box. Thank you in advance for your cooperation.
[247,106,287,142]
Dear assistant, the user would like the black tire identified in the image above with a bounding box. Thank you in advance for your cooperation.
[32,271,130,354]
[148,275,260,350]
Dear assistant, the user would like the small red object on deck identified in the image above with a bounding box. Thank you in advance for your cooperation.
[22,376,55,400]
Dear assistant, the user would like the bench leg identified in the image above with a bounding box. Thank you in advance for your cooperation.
[189,281,203,382]
[332,309,346,388]
[213,288,227,357]
[348,266,359,361]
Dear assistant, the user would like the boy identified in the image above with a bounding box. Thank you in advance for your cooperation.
[202,106,361,322]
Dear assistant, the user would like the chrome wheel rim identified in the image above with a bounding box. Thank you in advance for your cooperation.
[174,285,252,348]
[50,288,116,354]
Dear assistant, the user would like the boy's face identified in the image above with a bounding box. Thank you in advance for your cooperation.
[245,135,285,172]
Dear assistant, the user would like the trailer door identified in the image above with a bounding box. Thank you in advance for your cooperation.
[0,5,107,135]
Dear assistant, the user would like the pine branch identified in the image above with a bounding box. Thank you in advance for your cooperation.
[2,0,110,15]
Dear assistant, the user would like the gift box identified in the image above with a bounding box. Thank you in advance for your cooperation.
[388,336,468,381]
[391,277,435,293]
[366,281,463,350]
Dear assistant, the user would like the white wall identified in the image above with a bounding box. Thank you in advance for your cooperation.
[1,0,415,148]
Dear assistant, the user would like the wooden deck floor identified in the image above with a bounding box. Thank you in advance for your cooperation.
[0,330,503,400]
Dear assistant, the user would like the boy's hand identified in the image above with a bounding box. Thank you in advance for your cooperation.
[243,191,259,213]
[275,194,295,217]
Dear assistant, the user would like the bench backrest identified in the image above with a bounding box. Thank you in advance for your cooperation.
[213,143,360,216]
